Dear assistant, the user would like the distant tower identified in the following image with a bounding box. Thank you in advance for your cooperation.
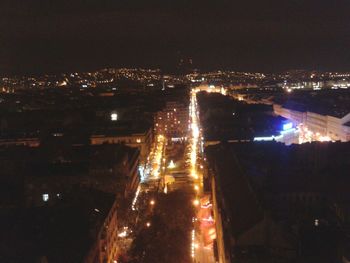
[176,52,194,75]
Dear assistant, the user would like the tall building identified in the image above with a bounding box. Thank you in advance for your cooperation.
[154,101,189,139]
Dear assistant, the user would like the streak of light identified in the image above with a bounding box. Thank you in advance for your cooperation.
[131,185,141,211]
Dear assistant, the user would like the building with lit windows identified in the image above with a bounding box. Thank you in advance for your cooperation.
[154,101,189,139]
[84,191,119,263]
[0,186,120,263]
[0,143,141,262]
[273,104,350,141]
[0,137,39,147]
[90,122,153,163]
[0,143,140,208]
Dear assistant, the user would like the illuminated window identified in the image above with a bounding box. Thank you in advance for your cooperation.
[42,194,49,202]
[111,113,118,121]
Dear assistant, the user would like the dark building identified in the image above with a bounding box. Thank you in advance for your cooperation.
[197,91,298,145]
[0,143,140,208]
[0,188,119,263]
[206,141,350,263]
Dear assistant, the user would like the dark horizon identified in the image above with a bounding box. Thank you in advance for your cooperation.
[1,0,350,75]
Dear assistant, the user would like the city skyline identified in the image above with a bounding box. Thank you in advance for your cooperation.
[1,0,350,74]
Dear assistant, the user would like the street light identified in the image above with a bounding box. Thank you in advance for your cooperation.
[168,160,175,169]
[150,199,155,206]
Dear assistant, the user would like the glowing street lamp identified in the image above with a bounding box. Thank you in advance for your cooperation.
[168,160,176,169]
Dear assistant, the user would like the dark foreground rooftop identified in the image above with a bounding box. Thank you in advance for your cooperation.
[0,188,115,263]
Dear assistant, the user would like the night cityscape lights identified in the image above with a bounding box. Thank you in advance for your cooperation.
[1,1,350,261]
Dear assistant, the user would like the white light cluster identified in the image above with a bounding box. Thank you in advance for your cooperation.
[111,112,118,121]
[131,185,141,211]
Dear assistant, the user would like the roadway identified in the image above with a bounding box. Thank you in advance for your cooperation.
[188,88,215,263]
[131,87,215,262]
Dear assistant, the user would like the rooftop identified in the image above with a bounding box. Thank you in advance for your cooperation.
[275,90,350,118]
[206,143,263,237]
[0,188,115,263]
[197,91,287,141]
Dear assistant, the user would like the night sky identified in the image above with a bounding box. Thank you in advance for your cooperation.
[1,0,350,74]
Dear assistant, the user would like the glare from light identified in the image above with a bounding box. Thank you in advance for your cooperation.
[42,193,49,202]
[315,219,319,226]
[118,231,127,238]
[282,122,293,131]
[111,113,118,121]
[168,160,176,169]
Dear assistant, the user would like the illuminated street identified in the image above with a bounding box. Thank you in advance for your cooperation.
[126,87,215,262]
[149,134,166,180]
[188,88,215,263]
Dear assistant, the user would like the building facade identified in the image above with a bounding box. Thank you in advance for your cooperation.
[273,104,350,141]
[90,126,153,164]
[85,198,119,263]
[154,101,189,139]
